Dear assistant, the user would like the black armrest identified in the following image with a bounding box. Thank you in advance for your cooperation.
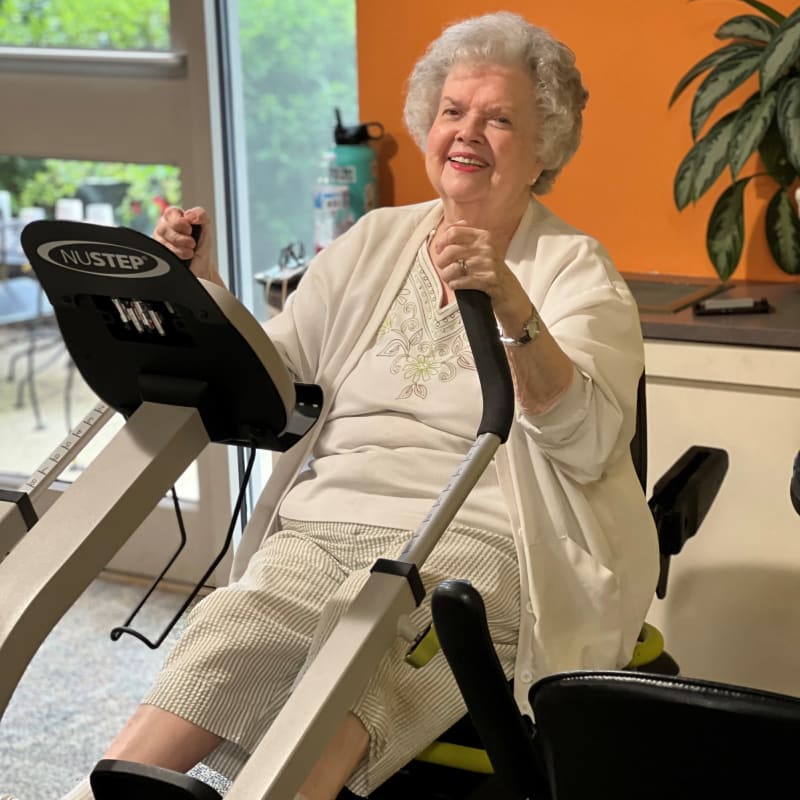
[649,445,729,599]
[431,580,548,800]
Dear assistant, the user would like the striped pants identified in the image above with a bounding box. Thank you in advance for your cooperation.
[144,518,520,797]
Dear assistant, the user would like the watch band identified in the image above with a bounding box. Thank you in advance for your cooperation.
[499,306,540,347]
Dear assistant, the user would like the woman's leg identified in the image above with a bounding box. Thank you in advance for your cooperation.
[104,708,368,800]
[59,708,365,800]
[297,712,369,800]
[103,703,223,773]
[304,525,520,797]
[61,521,403,799]
[131,527,353,777]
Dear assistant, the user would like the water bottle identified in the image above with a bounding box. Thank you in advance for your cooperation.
[312,150,352,253]
[330,108,384,222]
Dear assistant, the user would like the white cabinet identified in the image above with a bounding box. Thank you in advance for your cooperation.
[644,340,800,695]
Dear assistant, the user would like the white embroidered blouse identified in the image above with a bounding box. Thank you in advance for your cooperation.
[279,239,511,537]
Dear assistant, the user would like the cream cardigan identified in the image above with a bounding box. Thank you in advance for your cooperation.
[233,198,659,718]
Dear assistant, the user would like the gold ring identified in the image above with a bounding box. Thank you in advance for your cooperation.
[458,258,468,275]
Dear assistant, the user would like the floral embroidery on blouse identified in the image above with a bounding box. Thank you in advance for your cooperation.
[376,251,475,400]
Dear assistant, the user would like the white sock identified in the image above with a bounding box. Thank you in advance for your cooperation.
[60,776,93,800]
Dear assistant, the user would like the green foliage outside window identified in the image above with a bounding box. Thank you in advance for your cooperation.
[238,0,358,265]
[0,0,175,230]
[0,156,181,231]
[13,160,180,230]
[0,0,169,49]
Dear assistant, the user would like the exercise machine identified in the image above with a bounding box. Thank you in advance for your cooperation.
[0,219,515,799]
[0,219,733,799]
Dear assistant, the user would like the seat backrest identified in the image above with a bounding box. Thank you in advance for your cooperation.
[530,670,800,799]
[630,372,647,491]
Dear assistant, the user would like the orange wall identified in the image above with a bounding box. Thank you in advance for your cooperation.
[356,0,799,282]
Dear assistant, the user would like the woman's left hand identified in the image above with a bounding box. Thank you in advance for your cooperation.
[429,219,533,338]
[431,219,575,415]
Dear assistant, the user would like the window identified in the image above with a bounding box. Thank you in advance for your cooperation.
[0,156,180,234]
[0,155,192,495]
[0,0,360,581]
[234,0,358,318]
[0,0,226,583]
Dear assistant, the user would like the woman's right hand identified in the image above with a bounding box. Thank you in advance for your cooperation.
[154,205,225,287]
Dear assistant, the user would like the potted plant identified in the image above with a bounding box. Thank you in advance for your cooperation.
[670,0,800,279]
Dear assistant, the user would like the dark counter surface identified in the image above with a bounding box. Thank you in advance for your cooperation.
[624,275,800,351]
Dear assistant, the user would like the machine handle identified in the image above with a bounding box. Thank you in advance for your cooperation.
[455,290,515,443]
[180,223,203,268]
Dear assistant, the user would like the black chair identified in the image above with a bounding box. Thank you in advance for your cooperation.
[416,440,730,790]
[528,670,800,799]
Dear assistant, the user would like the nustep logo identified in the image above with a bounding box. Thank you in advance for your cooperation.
[36,240,170,278]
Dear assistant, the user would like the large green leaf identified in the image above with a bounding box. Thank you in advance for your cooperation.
[760,7,800,93]
[716,14,778,44]
[759,120,797,185]
[706,177,752,279]
[737,0,786,25]
[674,147,701,210]
[691,46,763,138]
[765,187,800,274]
[728,90,777,176]
[776,76,800,173]
[690,111,738,200]
[669,42,755,107]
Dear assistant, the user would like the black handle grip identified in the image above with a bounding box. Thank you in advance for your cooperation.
[180,223,203,268]
[455,289,515,443]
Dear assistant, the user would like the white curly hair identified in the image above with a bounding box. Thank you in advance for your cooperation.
[403,12,589,195]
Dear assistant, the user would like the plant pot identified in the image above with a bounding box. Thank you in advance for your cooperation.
[76,179,130,213]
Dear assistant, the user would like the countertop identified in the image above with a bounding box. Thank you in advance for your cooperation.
[624,275,800,351]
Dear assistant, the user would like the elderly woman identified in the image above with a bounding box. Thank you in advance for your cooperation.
[60,10,657,800]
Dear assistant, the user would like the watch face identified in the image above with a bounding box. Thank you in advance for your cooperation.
[499,308,539,346]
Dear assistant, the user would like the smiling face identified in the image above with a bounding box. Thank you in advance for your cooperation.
[425,62,542,228]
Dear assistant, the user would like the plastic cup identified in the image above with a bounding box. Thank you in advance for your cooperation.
[55,197,84,221]
[85,202,115,226]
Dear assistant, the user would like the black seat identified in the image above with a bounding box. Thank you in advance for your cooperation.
[526,670,800,800]
[412,371,730,799]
